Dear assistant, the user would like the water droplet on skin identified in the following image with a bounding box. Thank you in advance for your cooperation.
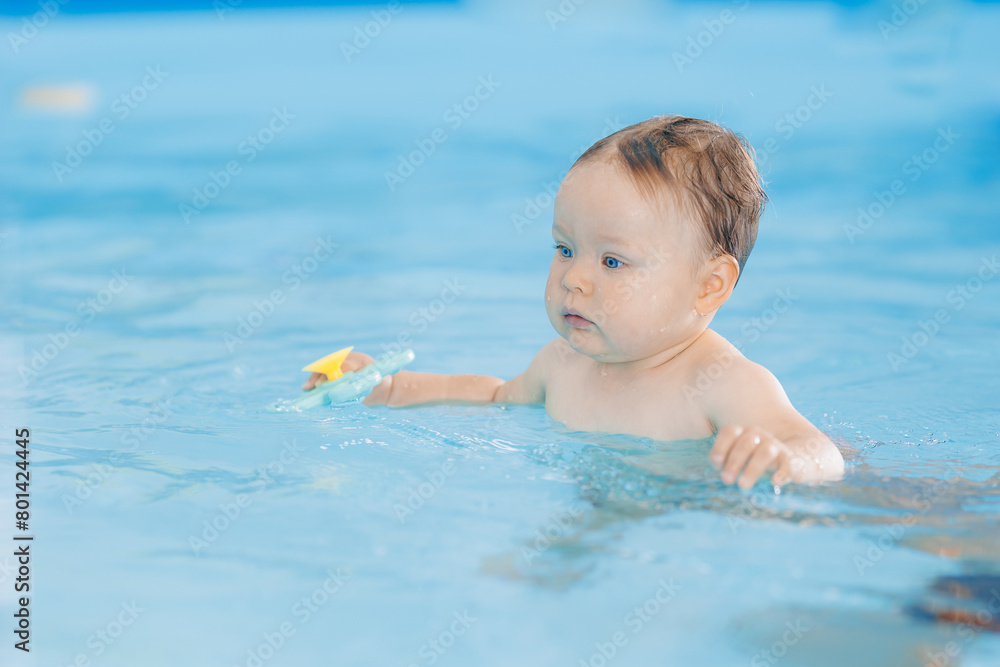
[600,365,607,377]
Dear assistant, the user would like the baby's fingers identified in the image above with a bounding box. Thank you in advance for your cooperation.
[302,372,328,391]
[771,453,796,486]
[719,429,764,485]
[710,425,743,468]
[737,440,785,490]
[341,351,376,373]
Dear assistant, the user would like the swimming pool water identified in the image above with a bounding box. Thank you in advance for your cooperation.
[1,1,999,665]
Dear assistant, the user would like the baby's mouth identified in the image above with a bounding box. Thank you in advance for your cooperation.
[562,309,594,328]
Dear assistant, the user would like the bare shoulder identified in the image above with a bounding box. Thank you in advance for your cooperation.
[686,330,792,419]
[494,338,576,405]
[688,331,829,448]
[538,337,577,367]
[528,337,581,385]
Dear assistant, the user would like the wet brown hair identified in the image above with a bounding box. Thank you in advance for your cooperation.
[572,115,768,276]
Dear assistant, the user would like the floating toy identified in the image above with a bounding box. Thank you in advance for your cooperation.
[272,346,415,412]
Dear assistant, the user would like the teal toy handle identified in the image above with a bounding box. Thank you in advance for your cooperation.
[274,349,415,412]
[370,348,416,378]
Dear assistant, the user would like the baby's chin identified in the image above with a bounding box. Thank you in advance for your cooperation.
[550,314,644,362]
[560,327,622,362]
[562,329,675,365]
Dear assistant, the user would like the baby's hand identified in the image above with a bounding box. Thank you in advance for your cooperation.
[301,351,393,405]
[709,425,796,489]
[301,351,374,390]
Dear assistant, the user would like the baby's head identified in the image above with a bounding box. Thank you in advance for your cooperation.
[545,115,768,364]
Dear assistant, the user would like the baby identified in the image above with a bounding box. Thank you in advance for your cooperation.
[303,115,845,488]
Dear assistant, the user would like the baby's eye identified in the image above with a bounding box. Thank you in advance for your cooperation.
[553,243,572,258]
[603,256,624,269]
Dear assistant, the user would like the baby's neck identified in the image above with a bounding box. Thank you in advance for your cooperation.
[592,328,709,384]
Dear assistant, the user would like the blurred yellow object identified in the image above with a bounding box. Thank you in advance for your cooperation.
[302,346,354,381]
[19,83,96,113]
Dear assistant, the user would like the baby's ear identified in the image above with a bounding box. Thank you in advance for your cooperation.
[697,254,739,314]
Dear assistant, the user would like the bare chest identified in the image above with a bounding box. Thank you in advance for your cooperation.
[543,363,713,441]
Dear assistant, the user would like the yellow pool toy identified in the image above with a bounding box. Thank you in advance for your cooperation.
[302,346,355,381]
[271,346,415,411]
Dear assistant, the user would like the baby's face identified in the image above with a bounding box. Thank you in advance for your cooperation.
[545,160,707,364]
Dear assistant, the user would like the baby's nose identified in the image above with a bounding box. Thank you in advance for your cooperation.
[561,265,592,294]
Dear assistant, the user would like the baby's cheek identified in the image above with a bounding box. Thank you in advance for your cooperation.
[611,280,651,313]
[590,283,638,326]
[615,275,652,307]
[622,301,675,348]
[544,273,561,301]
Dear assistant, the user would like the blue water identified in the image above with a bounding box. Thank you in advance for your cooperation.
[2,1,999,665]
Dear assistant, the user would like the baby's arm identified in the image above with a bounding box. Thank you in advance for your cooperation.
[702,358,845,488]
[302,343,551,408]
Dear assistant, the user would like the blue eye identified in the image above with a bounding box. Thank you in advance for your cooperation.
[553,243,572,258]
[604,256,623,269]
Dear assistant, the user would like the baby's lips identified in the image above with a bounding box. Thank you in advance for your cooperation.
[561,308,596,326]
